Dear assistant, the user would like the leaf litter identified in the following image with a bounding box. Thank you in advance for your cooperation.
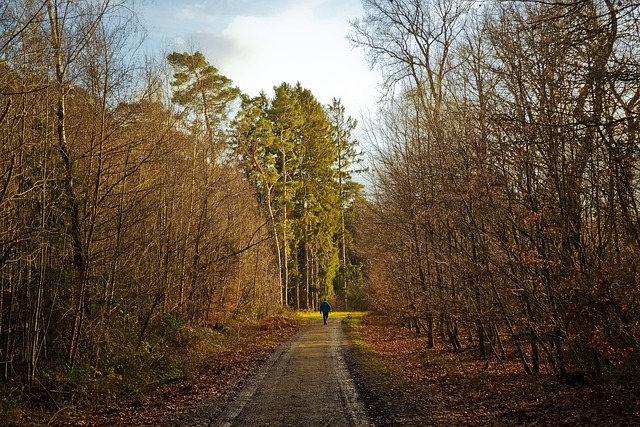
[345,314,640,427]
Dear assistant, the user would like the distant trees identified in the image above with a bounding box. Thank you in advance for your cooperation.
[327,98,367,310]
[352,0,640,384]
[232,84,364,310]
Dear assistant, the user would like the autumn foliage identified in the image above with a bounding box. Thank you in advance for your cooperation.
[349,314,639,426]
[351,0,640,395]
[0,0,364,421]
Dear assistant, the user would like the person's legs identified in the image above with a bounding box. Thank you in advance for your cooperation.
[322,312,328,324]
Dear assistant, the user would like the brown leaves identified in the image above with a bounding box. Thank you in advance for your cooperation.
[351,314,640,426]
[60,320,302,427]
[257,314,300,330]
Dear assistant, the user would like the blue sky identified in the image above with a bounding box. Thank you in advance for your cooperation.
[141,0,381,118]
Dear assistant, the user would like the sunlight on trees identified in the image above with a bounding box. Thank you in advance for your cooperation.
[0,0,281,396]
[231,84,365,311]
[3,0,640,418]
[351,0,640,388]
[0,1,365,405]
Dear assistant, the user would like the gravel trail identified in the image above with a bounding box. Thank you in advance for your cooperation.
[211,316,371,427]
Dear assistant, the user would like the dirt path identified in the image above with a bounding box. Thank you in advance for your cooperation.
[210,315,371,427]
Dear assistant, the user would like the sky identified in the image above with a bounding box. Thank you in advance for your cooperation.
[141,0,382,120]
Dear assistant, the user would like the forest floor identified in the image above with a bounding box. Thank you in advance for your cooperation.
[346,313,640,426]
[9,312,640,426]
[10,315,303,427]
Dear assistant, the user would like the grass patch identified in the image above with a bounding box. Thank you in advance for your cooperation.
[342,312,366,334]
[298,311,367,319]
[0,388,22,425]
[345,315,368,352]
[343,312,391,376]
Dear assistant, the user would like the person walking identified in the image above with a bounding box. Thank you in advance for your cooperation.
[319,298,332,325]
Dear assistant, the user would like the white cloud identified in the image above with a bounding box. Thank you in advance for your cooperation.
[205,1,380,116]
[145,0,380,118]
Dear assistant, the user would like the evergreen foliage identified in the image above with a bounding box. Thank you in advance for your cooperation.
[232,84,365,310]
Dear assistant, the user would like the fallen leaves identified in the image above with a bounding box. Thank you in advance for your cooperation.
[43,318,302,427]
[348,314,640,426]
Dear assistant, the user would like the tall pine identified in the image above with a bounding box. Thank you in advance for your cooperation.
[232,83,363,309]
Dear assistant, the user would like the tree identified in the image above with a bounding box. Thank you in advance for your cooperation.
[167,51,241,314]
[353,0,640,386]
[232,92,284,304]
[326,98,365,310]
[0,0,282,404]
[167,51,240,157]
[351,0,469,349]
[233,83,364,309]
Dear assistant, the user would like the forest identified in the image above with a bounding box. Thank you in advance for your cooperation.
[353,0,640,385]
[2,0,640,422]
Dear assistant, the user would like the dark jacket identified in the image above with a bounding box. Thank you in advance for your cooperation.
[319,300,331,314]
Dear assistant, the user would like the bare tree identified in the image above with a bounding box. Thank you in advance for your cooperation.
[354,0,640,384]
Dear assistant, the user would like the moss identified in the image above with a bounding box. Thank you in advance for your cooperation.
[344,313,391,376]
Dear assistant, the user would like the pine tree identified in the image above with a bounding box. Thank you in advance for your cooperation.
[167,51,240,157]
[232,84,365,310]
[326,98,365,310]
[233,92,284,303]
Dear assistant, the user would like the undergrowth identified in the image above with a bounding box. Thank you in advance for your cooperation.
[1,311,303,427]
[345,313,640,427]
